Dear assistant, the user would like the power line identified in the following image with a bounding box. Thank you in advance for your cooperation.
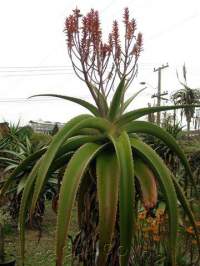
[0,62,160,70]
[0,95,92,103]
[0,72,74,77]
[0,98,62,103]
[0,63,155,77]
[0,65,71,69]
[0,68,72,73]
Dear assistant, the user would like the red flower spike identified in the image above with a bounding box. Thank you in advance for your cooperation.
[64,7,142,100]
[123,7,129,26]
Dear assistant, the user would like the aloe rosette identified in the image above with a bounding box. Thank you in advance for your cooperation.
[1,78,200,266]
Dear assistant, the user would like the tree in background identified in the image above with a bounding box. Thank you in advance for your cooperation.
[172,64,200,137]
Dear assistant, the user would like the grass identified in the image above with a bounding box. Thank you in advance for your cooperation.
[5,201,78,266]
[3,194,200,265]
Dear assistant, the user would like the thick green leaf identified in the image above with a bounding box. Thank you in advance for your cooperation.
[49,135,106,172]
[19,160,41,265]
[0,148,46,198]
[0,149,24,159]
[96,152,119,266]
[56,143,105,266]
[110,132,135,266]
[4,164,17,173]
[30,116,111,216]
[108,77,126,121]
[122,87,147,112]
[29,115,91,215]
[92,85,109,116]
[134,158,157,209]
[78,128,101,135]
[130,137,178,265]
[17,175,28,195]
[126,121,198,197]
[57,135,105,157]
[30,94,100,116]
[0,157,18,164]
[117,104,200,126]
[171,176,200,251]
[48,153,73,173]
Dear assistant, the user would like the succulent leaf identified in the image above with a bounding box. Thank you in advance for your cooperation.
[134,157,157,209]
[122,87,147,112]
[110,132,135,266]
[30,94,100,116]
[109,77,126,121]
[56,143,105,266]
[19,160,41,264]
[126,121,198,197]
[130,137,178,265]
[117,104,200,126]
[172,176,200,250]
[96,152,119,265]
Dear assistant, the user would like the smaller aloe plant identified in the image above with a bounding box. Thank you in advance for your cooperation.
[0,131,55,229]
[172,64,200,137]
[1,7,200,266]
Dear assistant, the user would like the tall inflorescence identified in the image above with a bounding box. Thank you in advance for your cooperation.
[64,7,143,109]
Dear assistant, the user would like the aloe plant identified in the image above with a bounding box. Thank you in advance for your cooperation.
[143,117,183,173]
[172,64,200,138]
[1,8,200,266]
[0,133,56,229]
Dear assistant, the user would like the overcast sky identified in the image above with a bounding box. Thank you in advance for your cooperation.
[0,0,200,125]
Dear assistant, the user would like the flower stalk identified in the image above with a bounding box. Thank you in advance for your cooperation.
[64,7,143,116]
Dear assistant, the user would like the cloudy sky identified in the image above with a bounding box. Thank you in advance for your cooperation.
[0,0,200,125]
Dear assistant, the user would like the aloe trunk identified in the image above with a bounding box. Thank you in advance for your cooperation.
[186,118,190,139]
[71,173,121,266]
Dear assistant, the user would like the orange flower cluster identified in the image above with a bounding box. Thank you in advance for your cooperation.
[138,210,146,220]
[135,208,200,263]
[123,8,137,41]
[132,32,143,58]
[137,207,167,243]
[64,7,143,99]
[184,220,200,235]
[111,21,121,60]
[185,226,194,234]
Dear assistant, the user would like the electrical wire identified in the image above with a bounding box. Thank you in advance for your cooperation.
[0,72,74,77]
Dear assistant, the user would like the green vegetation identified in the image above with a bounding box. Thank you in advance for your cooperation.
[0,7,200,266]
[5,202,77,266]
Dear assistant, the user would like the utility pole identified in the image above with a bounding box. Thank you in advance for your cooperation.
[152,63,169,126]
